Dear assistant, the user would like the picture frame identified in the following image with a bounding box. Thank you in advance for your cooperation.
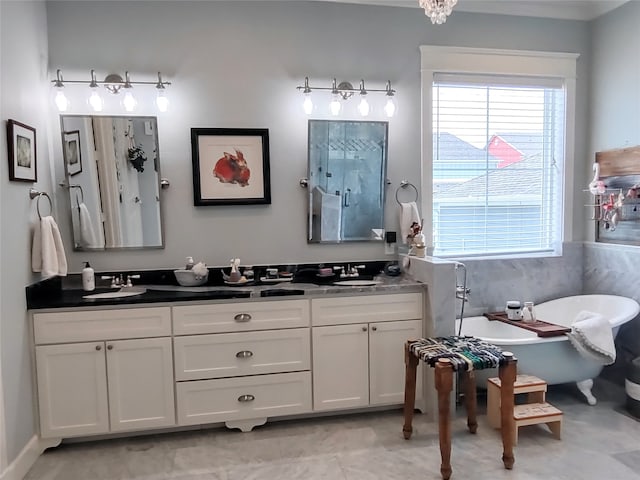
[6,119,37,182]
[191,128,271,206]
[63,130,82,176]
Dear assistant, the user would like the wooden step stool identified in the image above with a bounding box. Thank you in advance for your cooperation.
[487,374,562,444]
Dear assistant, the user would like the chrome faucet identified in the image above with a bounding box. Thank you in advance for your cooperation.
[100,274,140,288]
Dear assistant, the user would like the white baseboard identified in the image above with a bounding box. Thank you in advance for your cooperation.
[0,436,54,480]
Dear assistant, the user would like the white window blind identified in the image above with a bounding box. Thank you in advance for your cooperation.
[432,73,566,257]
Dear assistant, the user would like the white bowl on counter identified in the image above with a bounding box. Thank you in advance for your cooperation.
[174,269,209,287]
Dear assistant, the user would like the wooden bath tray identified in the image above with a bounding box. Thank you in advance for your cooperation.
[483,312,571,338]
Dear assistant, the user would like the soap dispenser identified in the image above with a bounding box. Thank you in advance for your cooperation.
[185,256,195,270]
[82,262,95,292]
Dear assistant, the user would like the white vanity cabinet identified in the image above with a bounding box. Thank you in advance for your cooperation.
[311,293,424,412]
[33,307,175,438]
[31,288,426,439]
[172,299,312,431]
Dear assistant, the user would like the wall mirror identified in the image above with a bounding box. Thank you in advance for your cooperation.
[60,115,164,250]
[307,120,388,243]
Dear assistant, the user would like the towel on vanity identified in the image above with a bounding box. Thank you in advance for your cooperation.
[78,202,98,248]
[566,310,616,365]
[399,201,421,244]
[32,216,68,278]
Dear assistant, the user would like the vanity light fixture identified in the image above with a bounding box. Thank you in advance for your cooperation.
[297,77,396,118]
[51,69,172,112]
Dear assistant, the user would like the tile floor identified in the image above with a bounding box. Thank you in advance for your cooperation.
[24,379,640,480]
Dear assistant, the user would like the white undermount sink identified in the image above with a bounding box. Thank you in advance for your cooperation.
[83,287,146,300]
[333,280,383,287]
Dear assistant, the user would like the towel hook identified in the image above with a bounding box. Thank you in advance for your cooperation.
[30,188,52,219]
[395,180,418,205]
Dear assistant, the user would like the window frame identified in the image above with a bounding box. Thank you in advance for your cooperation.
[420,46,579,259]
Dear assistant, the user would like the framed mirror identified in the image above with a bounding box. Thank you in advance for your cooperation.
[307,120,388,243]
[60,115,164,250]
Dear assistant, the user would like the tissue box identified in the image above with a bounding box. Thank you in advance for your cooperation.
[174,269,209,287]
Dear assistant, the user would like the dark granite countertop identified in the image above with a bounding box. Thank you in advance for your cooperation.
[27,265,424,310]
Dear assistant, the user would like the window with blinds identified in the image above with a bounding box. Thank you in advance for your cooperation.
[432,74,566,257]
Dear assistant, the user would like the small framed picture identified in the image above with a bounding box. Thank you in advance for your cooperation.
[6,119,37,182]
[191,128,271,206]
[63,130,82,176]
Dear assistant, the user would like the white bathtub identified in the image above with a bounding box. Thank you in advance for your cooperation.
[458,294,640,404]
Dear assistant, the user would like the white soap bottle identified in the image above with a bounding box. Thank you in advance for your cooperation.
[185,256,195,270]
[82,262,95,291]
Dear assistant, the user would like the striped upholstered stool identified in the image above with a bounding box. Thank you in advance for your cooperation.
[402,337,517,480]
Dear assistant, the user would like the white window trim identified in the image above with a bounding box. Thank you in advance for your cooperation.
[420,46,579,257]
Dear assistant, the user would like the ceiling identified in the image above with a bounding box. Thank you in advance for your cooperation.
[319,0,630,21]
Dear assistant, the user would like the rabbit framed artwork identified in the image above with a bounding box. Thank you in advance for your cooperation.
[191,128,271,206]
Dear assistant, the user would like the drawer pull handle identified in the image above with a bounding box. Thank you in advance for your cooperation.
[372,326,377,331]
[238,394,255,403]
[236,350,254,358]
[95,345,102,351]
[107,344,114,350]
[234,313,252,322]
[362,326,368,332]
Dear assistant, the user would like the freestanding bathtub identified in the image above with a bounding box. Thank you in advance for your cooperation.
[458,294,640,405]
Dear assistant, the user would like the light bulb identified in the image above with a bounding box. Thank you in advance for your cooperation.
[54,89,69,112]
[303,94,313,115]
[156,90,169,112]
[88,88,103,112]
[357,96,370,117]
[329,94,341,116]
[384,97,396,118]
[123,91,137,112]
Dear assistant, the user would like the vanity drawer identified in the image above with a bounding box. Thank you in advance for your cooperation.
[174,328,310,381]
[176,371,312,426]
[172,299,310,335]
[311,293,423,326]
[33,307,171,344]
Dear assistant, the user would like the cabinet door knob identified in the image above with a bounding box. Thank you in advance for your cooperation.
[362,326,368,332]
[107,344,114,350]
[234,313,252,322]
[236,350,254,358]
[372,326,377,331]
[237,394,255,403]
[95,345,102,351]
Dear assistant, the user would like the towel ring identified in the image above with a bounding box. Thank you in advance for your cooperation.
[395,181,419,205]
[35,192,52,219]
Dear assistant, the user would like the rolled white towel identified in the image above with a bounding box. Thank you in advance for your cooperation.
[191,261,208,278]
[566,310,615,365]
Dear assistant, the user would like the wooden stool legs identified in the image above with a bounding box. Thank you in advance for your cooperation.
[498,353,517,470]
[462,369,478,434]
[402,342,518,479]
[402,341,419,440]
[435,359,454,480]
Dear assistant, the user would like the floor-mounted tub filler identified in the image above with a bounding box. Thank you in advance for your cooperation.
[458,294,640,405]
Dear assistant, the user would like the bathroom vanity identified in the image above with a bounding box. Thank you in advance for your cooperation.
[29,278,426,441]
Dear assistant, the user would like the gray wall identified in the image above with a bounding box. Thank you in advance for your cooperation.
[587,1,640,370]
[0,0,51,464]
[0,0,599,470]
[45,1,592,274]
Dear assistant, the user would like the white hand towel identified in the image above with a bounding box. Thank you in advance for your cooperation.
[32,216,68,278]
[566,310,616,365]
[78,203,98,248]
[400,201,421,244]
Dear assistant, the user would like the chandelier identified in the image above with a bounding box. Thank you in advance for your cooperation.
[419,0,457,24]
